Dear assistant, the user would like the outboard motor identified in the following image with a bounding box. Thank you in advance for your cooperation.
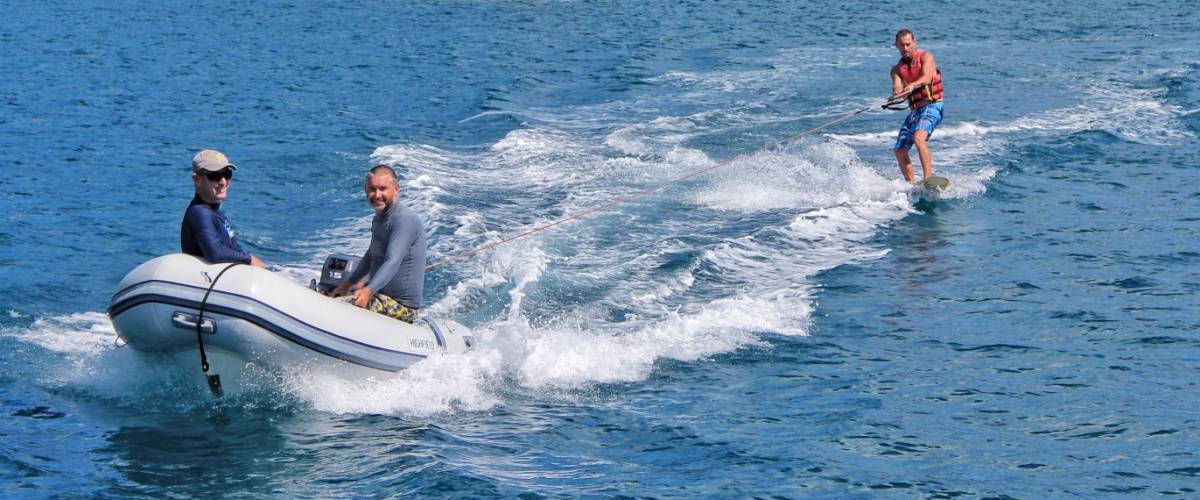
[311,254,361,295]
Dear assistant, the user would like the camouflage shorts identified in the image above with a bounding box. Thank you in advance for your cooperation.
[367,293,419,323]
[337,291,419,323]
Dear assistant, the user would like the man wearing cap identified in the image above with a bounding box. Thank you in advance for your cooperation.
[180,149,265,267]
[329,165,425,323]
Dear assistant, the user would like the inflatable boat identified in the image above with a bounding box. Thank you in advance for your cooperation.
[107,254,474,395]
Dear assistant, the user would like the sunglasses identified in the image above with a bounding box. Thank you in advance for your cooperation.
[201,169,234,182]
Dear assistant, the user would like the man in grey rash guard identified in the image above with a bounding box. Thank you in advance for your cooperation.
[330,164,426,323]
[180,149,265,267]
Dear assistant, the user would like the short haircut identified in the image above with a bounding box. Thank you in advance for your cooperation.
[895,29,914,42]
[366,164,399,185]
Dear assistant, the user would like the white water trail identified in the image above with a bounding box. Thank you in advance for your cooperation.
[8,42,1042,416]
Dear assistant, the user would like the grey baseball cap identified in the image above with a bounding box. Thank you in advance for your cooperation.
[192,149,238,173]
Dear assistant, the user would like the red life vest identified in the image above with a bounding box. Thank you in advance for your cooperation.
[897,50,944,109]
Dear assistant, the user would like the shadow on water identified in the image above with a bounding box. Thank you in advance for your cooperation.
[100,404,302,496]
[911,191,956,215]
[894,206,954,298]
[105,404,310,493]
[96,400,479,497]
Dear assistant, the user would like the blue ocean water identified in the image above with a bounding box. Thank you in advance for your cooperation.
[3,0,1199,496]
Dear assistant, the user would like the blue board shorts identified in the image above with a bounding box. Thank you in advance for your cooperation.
[894,102,943,151]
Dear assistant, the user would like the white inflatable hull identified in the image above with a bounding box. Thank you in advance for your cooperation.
[107,254,474,393]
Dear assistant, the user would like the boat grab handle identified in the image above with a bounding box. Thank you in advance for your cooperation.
[172,311,216,335]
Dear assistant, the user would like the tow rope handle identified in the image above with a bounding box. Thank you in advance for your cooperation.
[195,262,241,397]
[882,88,914,111]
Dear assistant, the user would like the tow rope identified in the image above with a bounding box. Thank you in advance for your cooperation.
[195,262,240,397]
[425,95,908,270]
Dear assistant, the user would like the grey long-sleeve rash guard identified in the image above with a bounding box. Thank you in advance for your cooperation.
[343,202,426,308]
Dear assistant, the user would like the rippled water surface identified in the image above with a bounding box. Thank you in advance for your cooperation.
[2,0,1199,497]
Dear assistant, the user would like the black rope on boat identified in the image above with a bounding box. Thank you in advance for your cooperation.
[196,262,240,397]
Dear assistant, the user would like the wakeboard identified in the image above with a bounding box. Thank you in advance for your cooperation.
[910,175,951,205]
[921,175,950,193]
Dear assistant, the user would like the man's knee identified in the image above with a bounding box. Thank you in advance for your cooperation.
[913,131,928,145]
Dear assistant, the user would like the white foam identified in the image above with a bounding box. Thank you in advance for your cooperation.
[15,311,117,355]
[691,140,905,212]
[467,293,803,390]
[276,283,805,413]
[604,106,793,160]
[5,311,213,405]
[281,350,502,416]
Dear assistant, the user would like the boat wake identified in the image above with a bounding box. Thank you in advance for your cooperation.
[3,44,1042,416]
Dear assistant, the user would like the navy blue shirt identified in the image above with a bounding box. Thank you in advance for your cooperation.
[180,195,252,264]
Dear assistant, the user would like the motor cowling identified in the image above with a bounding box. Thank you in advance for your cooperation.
[312,254,361,295]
